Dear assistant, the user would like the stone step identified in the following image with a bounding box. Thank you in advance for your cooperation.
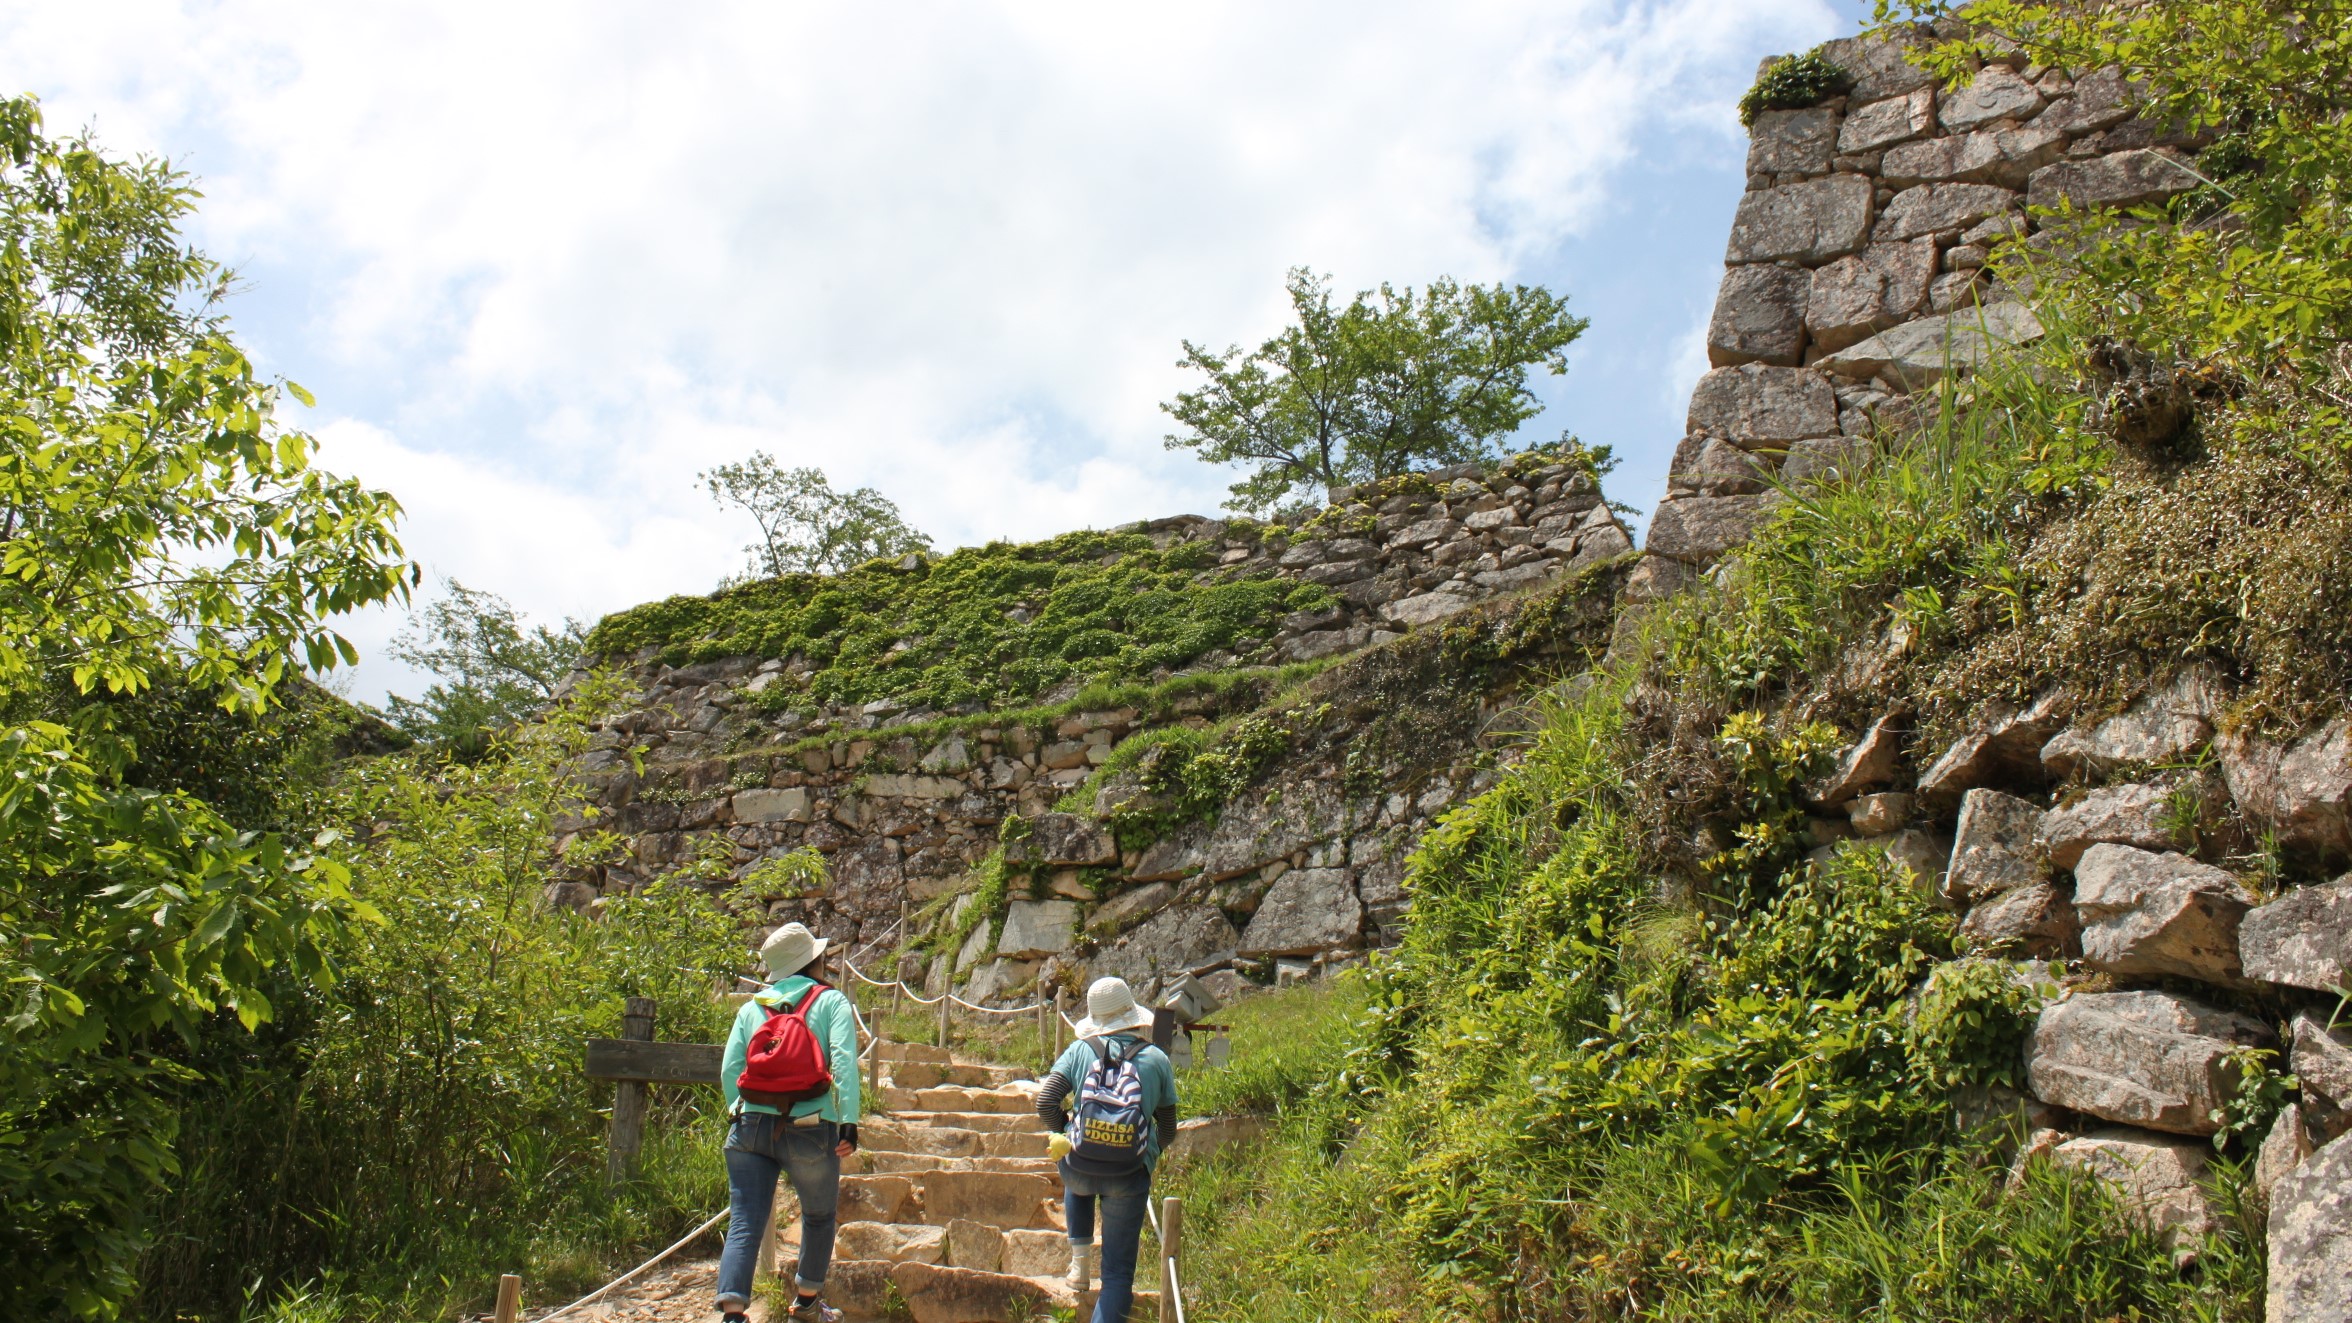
[839,1171,1065,1230]
[879,1110,1047,1135]
[877,1084,1039,1115]
[884,1060,1035,1090]
[825,1220,1071,1274]
[847,1150,1058,1177]
[873,1041,955,1066]
[825,1258,1157,1323]
[861,1121,1051,1158]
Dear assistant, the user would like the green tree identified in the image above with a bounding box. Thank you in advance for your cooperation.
[385,578,585,758]
[1162,267,1588,515]
[0,95,410,1318]
[699,452,932,581]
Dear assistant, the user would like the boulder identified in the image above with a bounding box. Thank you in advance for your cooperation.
[1686,364,1838,444]
[1092,904,1241,986]
[1087,882,1174,936]
[1725,174,1874,265]
[2039,671,2218,779]
[1705,264,1811,368]
[733,786,812,823]
[2269,1134,2352,1323]
[1882,126,2063,190]
[1944,788,2045,906]
[1874,182,2021,242]
[1644,494,1782,566]
[1805,239,1936,352]
[1004,812,1118,868]
[995,900,1078,959]
[2050,1129,2219,1251]
[2071,844,2254,983]
[2239,874,2352,994]
[2036,782,2188,870]
[1237,867,1364,957]
[1915,692,2067,809]
[2291,1012,2352,1146]
[2025,990,2272,1134]
[2216,719,2352,864]
[1810,712,1907,807]
[1960,882,2075,958]
[2026,149,2202,212]
[1746,106,1841,177]
[1815,302,2044,389]
[1838,88,1936,153]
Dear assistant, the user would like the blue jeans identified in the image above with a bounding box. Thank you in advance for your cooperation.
[717,1112,840,1308]
[1062,1160,1154,1323]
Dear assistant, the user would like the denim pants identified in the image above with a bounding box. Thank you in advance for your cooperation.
[717,1111,840,1308]
[1062,1160,1154,1323]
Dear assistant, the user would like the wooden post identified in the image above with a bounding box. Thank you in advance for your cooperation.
[936,990,950,1049]
[493,1274,522,1323]
[1036,999,1049,1068]
[755,1175,784,1283]
[607,996,657,1182]
[1158,1197,1183,1323]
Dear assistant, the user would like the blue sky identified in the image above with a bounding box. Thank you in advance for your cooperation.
[0,0,1874,704]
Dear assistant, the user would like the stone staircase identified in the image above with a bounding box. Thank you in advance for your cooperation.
[783,1040,1159,1323]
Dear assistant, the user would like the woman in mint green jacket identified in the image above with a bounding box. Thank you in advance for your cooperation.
[714,923,862,1323]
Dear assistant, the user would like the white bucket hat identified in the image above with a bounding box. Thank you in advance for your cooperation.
[1074,976,1155,1038]
[760,922,830,979]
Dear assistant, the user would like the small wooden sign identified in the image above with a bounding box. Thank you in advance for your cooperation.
[585,1038,724,1087]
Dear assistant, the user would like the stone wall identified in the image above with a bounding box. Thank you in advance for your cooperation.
[1631,27,2201,600]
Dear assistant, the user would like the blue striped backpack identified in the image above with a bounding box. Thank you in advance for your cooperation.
[1066,1037,1151,1174]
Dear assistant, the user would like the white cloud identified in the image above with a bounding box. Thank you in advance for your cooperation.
[0,0,1848,701]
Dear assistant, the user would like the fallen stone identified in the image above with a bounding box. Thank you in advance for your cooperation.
[1938,65,2045,132]
[1838,87,1936,153]
[2026,990,2272,1134]
[1644,494,1782,566]
[2072,844,2253,983]
[2050,1129,2218,1251]
[1725,174,1874,265]
[2240,874,2352,993]
[1686,363,1838,444]
[733,786,812,823]
[1747,106,1841,177]
[1810,712,1907,807]
[1165,1114,1269,1164]
[1805,239,1936,352]
[1960,882,2075,957]
[2291,1012,2352,1146]
[1815,302,2044,389]
[2040,671,2218,780]
[2216,719,2352,865]
[995,900,1078,959]
[1874,182,2021,243]
[2269,1133,2352,1323]
[1238,867,1363,957]
[2037,782,2191,870]
[1706,263,1811,368]
[2026,149,2202,212]
[1916,692,2068,809]
[1944,788,2045,906]
[1005,812,1118,868]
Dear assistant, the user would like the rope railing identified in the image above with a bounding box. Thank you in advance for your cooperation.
[533,1206,729,1322]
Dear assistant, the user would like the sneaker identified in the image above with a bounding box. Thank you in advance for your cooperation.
[1065,1242,1094,1290]
[786,1296,842,1323]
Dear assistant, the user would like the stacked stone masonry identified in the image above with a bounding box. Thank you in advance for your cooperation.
[1638,28,2203,596]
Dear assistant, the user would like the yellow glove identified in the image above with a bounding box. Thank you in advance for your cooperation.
[1048,1132,1073,1160]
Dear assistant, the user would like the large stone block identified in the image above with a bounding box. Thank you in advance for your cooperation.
[1087,881,1173,936]
[1644,494,1781,566]
[887,1261,1052,1323]
[1816,302,2043,390]
[1839,88,1936,153]
[2216,719,2352,864]
[1874,182,2021,242]
[2269,1133,2352,1323]
[2050,1129,2218,1251]
[733,786,811,823]
[1805,240,1936,352]
[1746,106,1840,177]
[2026,149,2201,212]
[1092,903,1240,986]
[1916,692,2067,809]
[1003,812,1117,867]
[1960,881,2075,957]
[2242,874,2352,994]
[1810,712,1906,807]
[1944,788,2044,906]
[2072,844,2253,984]
[2036,66,2140,136]
[1381,591,1475,627]
[1882,125,2063,189]
[1198,780,1347,880]
[1725,174,1874,265]
[2037,782,2190,870]
[1686,364,1837,444]
[1668,433,1777,497]
[1937,66,2045,132]
[995,899,1078,959]
[1818,32,1938,102]
[2291,1012,2352,1146]
[1238,867,1363,957]
[2026,990,2272,1134]
[1706,263,1810,368]
[2040,671,2217,780]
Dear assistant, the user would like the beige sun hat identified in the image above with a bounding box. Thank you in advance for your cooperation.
[760,922,830,979]
[1074,976,1156,1038]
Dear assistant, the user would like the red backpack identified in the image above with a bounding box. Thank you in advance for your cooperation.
[736,982,835,1106]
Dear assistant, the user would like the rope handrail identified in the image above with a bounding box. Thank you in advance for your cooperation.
[535,1207,728,1321]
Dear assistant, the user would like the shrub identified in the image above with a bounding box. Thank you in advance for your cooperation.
[1738,50,1853,126]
